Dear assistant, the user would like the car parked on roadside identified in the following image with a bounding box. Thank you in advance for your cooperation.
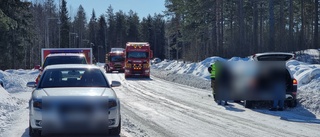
[242,52,297,108]
[27,64,121,136]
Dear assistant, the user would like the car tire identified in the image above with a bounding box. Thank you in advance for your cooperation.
[109,117,121,135]
[287,99,297,108]
[244,100,253,108]
[234,100,241,103]
[29,123,41,137]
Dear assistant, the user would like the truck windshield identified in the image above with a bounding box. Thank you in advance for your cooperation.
[43,56,87,68]
[127,52,149,58]
[110,56,125,62]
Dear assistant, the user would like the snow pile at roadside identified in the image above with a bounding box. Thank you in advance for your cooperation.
[0,87,25,133]
[295,49,320,64]
[0,69,39,93]
[151,57,249,89]
[287,60,320,114]
[0,69,38,134]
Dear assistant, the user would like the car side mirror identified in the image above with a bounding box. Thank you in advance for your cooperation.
[111,81,121,87]
[27,82,37,88]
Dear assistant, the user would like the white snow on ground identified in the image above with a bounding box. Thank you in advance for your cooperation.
[0,69,38,136]
[152,54,320,114]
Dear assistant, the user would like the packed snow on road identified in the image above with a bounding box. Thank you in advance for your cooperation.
[1,52,320,137]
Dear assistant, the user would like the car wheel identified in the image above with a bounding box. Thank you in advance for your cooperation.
[29,123,41,137]
[109,117,121,135]
[244,100,253,108]
[287,99,297,108]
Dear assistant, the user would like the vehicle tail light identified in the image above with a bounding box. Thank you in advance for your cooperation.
[293,79,298,85]
[292,92,297,95]
[33,101,42,109]
[108,100,117,108]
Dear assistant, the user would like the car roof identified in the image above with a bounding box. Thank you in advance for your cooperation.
[44,64,100,70]
[47,53,85,57]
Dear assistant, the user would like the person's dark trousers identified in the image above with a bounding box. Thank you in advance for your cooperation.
[272,81,286,110]
[211,79,216,100]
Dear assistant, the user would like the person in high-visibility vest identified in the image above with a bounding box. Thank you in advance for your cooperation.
[208,61,220,101]
[208,60,229,105]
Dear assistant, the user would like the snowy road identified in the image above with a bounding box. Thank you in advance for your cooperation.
[1,72,320,137]
[108,73,320,137]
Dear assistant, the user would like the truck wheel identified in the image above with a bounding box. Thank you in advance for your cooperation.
[287,99,297,108]
[244,100,253,108]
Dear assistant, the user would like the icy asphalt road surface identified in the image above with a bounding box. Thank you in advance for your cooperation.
[107,73,320,137]
[2,72,320,137]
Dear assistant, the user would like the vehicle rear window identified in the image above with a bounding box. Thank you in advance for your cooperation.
[257,55,293,61]
[39,68,109,88]
[43,56,87,68]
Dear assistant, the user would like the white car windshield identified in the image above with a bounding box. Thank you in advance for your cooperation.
[38,68,109,88]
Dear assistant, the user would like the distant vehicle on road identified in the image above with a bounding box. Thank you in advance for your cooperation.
[27,64,121,136]
[151,58,161,65]
[124,42,153,78]
[105,48,125,73]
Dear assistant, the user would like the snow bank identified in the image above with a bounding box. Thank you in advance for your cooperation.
[0,69,39,93]
[152,53,320,114]
[0,69,37,135]
[0,87,25,133]
[295,49,320,64]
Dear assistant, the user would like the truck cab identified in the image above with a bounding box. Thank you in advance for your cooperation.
[124,42,153,79]
[105,48,125,73]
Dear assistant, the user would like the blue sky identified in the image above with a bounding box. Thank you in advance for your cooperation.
[65,0,166,19]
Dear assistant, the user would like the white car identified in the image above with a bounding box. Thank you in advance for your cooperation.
[27,64,121,136]
[151,58,161,65]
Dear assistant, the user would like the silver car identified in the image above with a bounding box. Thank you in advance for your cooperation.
[27,64,121,136]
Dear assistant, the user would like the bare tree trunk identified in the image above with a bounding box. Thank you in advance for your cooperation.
[315,0,319,49]
[300,0,305,51]
[269,0,275,51]
[252,0,258,53]
[280,0,284,51]
[216,0,220,55]
[289,0,294,51]
[220,0,224,56]
[239,0,245,56]
[260,2,263,52]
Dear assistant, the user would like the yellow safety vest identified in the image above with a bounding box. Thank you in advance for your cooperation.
[210,63,216,79]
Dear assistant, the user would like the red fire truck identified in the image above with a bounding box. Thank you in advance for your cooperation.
[124,42,153,78]
[105,48,126,73]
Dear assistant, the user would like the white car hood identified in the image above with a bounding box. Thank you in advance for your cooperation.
[33,87,116,98]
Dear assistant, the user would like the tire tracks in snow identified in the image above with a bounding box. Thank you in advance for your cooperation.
[109,73,315,137]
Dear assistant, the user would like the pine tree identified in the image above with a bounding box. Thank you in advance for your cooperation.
[60,0,70,48]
